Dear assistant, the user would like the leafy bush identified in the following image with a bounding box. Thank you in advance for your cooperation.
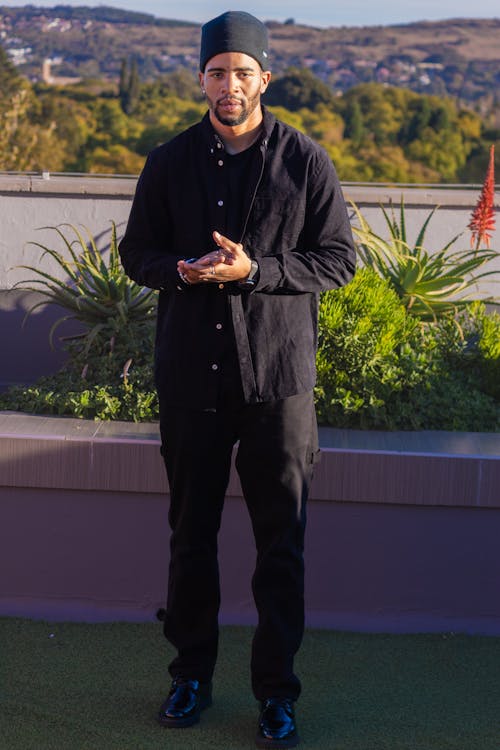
[1,222,160,422]
[2,264,499,429]
[431,302,500,402]
[0,347,159,422]
[314,268,500,431]
[315,268,419,427]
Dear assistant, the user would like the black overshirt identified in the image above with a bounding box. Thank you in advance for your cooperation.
[209,142,260,408]
[119,108,356,410]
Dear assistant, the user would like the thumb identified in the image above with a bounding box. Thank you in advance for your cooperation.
[213,231,241,255]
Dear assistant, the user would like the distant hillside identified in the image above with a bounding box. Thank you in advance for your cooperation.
[1,5,499,110]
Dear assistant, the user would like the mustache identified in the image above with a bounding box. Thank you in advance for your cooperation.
[217,97,243,105]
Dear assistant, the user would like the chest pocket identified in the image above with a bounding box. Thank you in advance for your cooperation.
[248,197,305,252]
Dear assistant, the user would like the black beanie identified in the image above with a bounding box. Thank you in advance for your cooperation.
[200,11,269,72]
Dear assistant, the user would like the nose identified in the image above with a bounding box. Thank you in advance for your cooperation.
[221,72,240,94]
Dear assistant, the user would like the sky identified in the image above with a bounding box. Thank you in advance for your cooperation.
[0,0,499,27]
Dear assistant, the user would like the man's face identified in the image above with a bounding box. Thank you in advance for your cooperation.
[199,52,271,129]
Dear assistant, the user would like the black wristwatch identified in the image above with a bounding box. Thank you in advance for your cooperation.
[238,259,260,289]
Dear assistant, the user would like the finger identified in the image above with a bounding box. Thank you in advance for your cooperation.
[213,231,240,255]
[198,257,213,267]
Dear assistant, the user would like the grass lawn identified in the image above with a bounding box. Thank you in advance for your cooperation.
[1,618,499,749]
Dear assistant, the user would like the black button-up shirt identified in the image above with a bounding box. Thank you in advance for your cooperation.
[119,107,356,410]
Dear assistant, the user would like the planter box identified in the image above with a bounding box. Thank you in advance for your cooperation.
[1,412,499,634]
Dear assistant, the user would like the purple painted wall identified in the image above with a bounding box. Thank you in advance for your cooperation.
[2,487,499,634]
[1,415,499,633]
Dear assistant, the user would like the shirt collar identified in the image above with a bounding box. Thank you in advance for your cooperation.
[200,106,276,152]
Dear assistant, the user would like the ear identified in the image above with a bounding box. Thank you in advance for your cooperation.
[198,71,205,92]
[260,70,271,94]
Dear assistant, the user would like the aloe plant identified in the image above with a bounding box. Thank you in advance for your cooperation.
[351,199,499,321]
[15,222,157,353]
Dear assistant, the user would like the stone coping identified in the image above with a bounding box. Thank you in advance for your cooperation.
[1,412,498,508]
[1,173,498,207]
[1,411,500,455]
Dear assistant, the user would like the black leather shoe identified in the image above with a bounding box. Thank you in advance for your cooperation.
[158,678,212,728]
[256,697,299,748]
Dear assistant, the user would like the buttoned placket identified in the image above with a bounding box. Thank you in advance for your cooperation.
[204,128,267,406]
[206,135,233,404]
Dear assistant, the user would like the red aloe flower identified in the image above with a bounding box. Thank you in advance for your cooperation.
[469,144,496,250]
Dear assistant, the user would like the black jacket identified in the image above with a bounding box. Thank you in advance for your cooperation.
[119,107,356,408]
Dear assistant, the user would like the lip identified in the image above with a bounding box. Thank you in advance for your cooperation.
[218,99,241,110]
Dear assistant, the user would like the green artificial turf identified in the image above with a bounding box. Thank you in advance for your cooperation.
[1,618,499,749]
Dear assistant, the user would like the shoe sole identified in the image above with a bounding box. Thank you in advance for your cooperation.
[255,731,299,749]
[158,695,212,729]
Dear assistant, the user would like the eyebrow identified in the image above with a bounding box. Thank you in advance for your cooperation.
[206,66,255,73]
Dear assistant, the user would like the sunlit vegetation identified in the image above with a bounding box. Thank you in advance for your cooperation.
[0,49,497,181]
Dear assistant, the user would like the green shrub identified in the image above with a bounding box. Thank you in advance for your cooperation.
[315,268,500,430]
[315,268,420,428]
[1,221,160,422]
[2,266,499,430]
[0,356,158,422]
[430,302,500,402]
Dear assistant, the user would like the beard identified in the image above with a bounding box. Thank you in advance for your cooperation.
[207,91,261,127]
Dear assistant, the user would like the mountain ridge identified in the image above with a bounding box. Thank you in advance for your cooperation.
[1,6,499,109]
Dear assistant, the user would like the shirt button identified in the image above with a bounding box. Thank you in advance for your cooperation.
[218,283,224,289]
[217,142,222,149]
[218,159,224,166]
[216,323,222,330]
[211,363,218,371]
[217,200,223,206]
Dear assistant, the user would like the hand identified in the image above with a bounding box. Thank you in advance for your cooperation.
[177,231,252,285]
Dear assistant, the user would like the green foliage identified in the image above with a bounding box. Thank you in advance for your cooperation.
[0,56,493,182]
[314,269,500,431]
[0,44,45,170]
[119,57,140,115]
[337,83,481,182]
[3,267,499,429]
[15,222,158,355]
[264,67,336,111]
[315,269,420,428]
[1,361,158,422]
[351,200,499,320]
[3,221,159,422]
[344,100,364,145]
[434,302,500,401]
[0,316,158,422]
[386,307,500,431]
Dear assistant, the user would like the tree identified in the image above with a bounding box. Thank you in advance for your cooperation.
[0,44,56,170]
[119,57,140,114]
[140,68,202,106]
[264,67,336,111]
[344,100,364,145]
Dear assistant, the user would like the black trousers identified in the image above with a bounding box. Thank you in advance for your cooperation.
[158,390,319,701]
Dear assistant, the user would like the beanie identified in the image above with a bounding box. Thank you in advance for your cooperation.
[200,11,269,72]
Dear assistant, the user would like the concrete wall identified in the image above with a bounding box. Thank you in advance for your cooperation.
[1,413,499,633]
[1,175,135,388]
[1,174,499,388]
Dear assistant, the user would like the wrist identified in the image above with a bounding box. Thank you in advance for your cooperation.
[238,259,259,288]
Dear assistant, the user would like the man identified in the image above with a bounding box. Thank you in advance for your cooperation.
[119,11,355,749]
